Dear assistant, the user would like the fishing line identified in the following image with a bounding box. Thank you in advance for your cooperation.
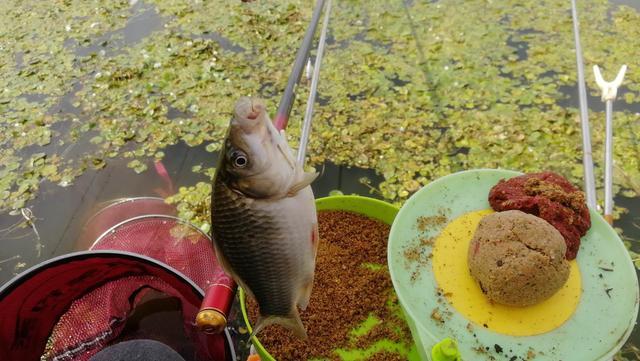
[400,0,443,117]
[0,255,20,265]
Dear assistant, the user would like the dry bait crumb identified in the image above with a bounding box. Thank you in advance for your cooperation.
[403,235,435,283]
[419,237,434,246]
[416,215,448,232]
[473,346,489,355]
[431,309,444,324]
[403,237,434,262]
[403,212,448,284]
[403,246,422,263]
[527,349,536,359]
[247,210,411,360]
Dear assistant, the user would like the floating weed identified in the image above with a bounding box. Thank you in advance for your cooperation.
[0,0,639,282]
[165,181,212,231]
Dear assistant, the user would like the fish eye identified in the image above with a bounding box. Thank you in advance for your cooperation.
[231,151,248,168]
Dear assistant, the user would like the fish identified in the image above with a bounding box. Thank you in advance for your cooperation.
[211,96,319,339]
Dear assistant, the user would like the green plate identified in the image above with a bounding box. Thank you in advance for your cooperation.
[240,195,420,361]
[388,169,639,360]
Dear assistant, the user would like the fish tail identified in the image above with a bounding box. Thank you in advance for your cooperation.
[251,310,307,340]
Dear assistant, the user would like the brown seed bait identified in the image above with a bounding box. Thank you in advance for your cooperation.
[246,210,411,360]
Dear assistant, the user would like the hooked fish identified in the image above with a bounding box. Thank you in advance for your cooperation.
[211,97,319,339]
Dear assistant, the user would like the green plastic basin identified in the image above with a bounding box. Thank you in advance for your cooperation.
[240,195,418,361]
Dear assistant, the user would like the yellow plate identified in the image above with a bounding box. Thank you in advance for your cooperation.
[432,209,581,336]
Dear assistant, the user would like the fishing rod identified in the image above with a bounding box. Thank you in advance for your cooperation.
[196,0,330,335]
[570,0,597,210]
[400,0,443,117]
[297,0,332,166]
[274,0,326,130]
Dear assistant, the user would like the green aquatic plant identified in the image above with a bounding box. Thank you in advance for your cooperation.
[0,0,639,305]
[2,0,640,356]
[165,180,212,233]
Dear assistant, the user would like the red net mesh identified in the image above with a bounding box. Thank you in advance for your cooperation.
[43,275,205,361]
[75,197,177,251]
[0,198,233,361]
[92,215,230,293]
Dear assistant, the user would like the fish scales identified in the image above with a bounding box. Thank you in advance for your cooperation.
[211,97,318,338]
[213,181,303,316]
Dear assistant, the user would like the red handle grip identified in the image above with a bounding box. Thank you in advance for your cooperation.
[196,274,237,334]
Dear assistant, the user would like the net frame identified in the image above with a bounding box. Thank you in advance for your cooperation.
[0,251,236,361]
[76,197,177,251]
[1,198,236,361]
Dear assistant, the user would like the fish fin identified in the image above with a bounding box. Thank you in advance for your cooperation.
[252,311,307,339]
[297,278,314,311]
[212,240,254,297]
[212,240,234,275]
[275,129,296,168]
[311,222,319,256]
[318,162,326,178]
[212,242,232,276]
[287,171,318,196]
[298,223,318,311]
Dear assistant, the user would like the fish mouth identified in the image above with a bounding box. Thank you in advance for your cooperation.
[234,97,266,122]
